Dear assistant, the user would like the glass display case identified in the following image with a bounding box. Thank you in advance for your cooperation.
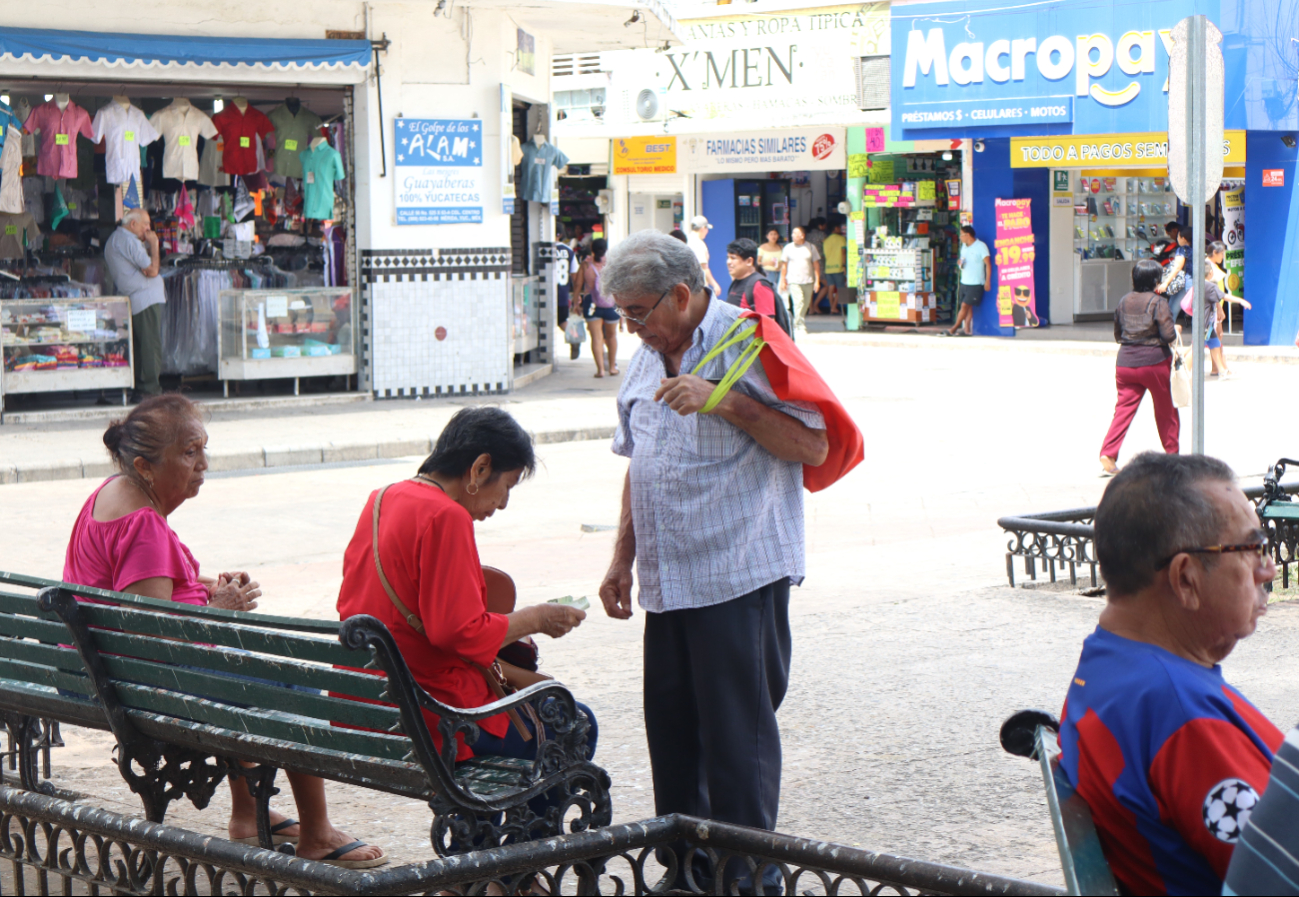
[1,296,133,403]
[218,287,356,395]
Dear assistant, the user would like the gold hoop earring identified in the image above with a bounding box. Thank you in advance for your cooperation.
[466,483,479,496]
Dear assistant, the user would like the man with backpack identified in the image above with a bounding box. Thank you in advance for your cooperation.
[724,238,792,335]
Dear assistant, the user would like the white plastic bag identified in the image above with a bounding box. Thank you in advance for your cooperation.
[565,316,587,345]
[1170,343,1191,409]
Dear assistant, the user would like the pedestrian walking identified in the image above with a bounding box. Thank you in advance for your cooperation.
[724,238,791,334]
[1154,225,1193,329]
[554,239,581,360]
[103,208,164,400]
[1100,259,1180,476]
[779,226,821,334]
[687,215,722,295]
[943,225,990,336]
[596,230,838,892]
[757,228,784,282]
[571,238,619,378]
[1205,241,1250,379]
[822,220,847,314]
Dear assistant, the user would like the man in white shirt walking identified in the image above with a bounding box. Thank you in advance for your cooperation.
[780,226,822,335]
[687,215,722,296]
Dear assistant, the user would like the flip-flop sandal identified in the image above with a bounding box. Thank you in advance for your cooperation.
[609,367,620,375]
[234,818,300,847]
[314,841,389,869]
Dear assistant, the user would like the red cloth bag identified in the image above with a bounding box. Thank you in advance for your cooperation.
[741,310,864,492]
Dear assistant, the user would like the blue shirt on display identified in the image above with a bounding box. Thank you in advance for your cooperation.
[959,239,990,286]
[518,139,568,203]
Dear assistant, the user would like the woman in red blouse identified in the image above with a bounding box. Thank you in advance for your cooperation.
[337,407,592,765]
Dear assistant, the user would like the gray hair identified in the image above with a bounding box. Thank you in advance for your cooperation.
[601,230,705,300]
[121,208,148,227]
[1094,452,1237,596]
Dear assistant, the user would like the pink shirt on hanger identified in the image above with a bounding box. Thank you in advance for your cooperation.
[23,100,94,179]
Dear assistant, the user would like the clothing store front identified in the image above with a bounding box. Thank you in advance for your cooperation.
[0,29,366,408]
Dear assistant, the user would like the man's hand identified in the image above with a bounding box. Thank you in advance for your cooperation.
[599,564,633,619]
[143,229,159,247]
[654,375,715,416]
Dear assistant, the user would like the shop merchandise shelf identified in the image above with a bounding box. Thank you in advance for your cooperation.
[1,296,133,403]
[218,287,355,396]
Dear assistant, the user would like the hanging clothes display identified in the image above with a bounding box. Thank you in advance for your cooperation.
[299,141,345,220]
[267,101,322,179]
[148,99,217,181]
[211,101,273,176]
[92,99,161,186]
[23,98,95,179]
[160,260,295,375]
[0,126,23,214]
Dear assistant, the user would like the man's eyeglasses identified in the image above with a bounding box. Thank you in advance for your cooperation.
[1157,539,1270,569]
[615,288,670,326]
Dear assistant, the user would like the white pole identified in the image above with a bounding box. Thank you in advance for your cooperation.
[1189,15,1207,455]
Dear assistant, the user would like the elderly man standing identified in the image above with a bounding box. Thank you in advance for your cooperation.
[598,230,828,888]
[1061,452,1283,896]
[104,209,164,399]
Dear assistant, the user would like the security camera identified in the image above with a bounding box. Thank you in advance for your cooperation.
[973,140,986,153]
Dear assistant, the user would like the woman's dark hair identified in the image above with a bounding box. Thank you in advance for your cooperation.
[103,394,204,479]
[592,238,608,262]
[419,407,536,481]
[1132,258,1164,292]
[668,229,688,244]
[1178,225,1193,246]
[1208,240,1226,256]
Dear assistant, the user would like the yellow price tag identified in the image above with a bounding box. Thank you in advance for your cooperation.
[54,133,69,145]
[178,135,191,146]
[4,225,16,236]
[240,136,250,147]
[284,139,298,151]
[124,130,135,141]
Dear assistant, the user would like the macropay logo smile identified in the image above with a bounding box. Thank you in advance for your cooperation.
[903,27,1175,107]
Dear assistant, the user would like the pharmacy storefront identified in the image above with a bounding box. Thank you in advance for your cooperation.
[890,0,1299,344]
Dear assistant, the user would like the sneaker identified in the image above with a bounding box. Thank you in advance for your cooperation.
[1100,456,1119,477]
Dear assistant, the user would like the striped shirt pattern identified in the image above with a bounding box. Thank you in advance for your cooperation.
[1225,725,1299,895]
[612,297,825,613]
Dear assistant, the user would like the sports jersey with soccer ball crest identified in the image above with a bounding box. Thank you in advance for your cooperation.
[1059,627,1283,896]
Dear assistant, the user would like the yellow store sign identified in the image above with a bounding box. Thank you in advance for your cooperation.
[613,136,677,175]
[1010,131,1246,169]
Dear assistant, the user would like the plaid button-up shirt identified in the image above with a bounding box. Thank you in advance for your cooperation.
[612,297,825,613]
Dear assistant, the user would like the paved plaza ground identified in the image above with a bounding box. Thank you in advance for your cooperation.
[3,330,1299,888]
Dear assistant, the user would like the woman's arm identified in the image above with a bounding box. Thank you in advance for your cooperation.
[1155,255,1185,293]
[121,577,174,601]
[501,603,584,645]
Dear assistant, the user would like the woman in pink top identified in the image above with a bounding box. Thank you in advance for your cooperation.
[64,395,386,869]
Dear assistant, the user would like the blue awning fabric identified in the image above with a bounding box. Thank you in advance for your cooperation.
[0,27,372,74]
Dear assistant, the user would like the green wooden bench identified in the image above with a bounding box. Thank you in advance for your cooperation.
[1000,710,1119,897]
[0,571,610,855]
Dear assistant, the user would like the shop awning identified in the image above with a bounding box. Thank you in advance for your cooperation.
[0,27,372,83]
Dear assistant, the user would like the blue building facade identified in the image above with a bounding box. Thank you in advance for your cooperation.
[890,0,1299,343]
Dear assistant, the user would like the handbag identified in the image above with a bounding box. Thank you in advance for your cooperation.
[1170,335,1192,409]
[371,485,545,741]
[1180,285,1195,317]
[564,315,586,345]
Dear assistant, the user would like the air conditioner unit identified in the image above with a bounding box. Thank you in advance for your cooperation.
[622,86,667,124]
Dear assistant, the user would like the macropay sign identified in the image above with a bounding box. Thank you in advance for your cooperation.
[891,0,1216,139]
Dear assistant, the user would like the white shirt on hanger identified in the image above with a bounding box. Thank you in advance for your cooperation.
[92,102,161,186]
[148,101,217,181]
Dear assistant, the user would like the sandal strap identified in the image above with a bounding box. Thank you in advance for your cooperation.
[322,841,366,862]
[270,819,299,835]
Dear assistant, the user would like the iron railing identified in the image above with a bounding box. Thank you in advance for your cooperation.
[0,783,1062,896]
[999,467,1299,589]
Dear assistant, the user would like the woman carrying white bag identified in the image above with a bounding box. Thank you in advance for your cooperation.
[1099,258,1181,477]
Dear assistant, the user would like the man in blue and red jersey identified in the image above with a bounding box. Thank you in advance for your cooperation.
[1060,452,1283,896]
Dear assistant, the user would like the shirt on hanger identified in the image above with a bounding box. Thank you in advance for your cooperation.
[0,126,23,214]
[518,140,569,203]
[23,100,95,179]
[0,102,22,148]
[0,210,39,259]
[148,103,218,181]
[299,142,345,220]
[267,104,323,179]
[211,104,274,176]
[197,137,230,188]
[92,103,161,186]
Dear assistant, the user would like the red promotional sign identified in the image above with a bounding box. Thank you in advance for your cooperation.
[1263,169,1285,187]
[812,134,836,161]
[994,198,1040,329]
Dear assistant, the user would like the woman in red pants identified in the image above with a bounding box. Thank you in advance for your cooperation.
[1100,259,1180,476]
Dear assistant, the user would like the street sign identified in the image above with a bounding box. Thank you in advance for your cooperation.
[1167,16,1225,206]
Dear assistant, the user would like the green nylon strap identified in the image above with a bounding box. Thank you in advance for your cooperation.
[690,318,766,414]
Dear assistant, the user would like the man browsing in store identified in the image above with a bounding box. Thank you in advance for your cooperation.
[104,208,164,400]
[943,225,990,337]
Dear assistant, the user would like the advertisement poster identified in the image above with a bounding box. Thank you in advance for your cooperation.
[994,198,1038,328]
[613,136,677,174]
[1222,185,1244,296]
[846,211,865,288]
[395,119,484,225]
[501,87,515,215]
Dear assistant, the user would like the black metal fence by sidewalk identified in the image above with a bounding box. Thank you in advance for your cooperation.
[0,783,1061,896]
[999,466,1299,590]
